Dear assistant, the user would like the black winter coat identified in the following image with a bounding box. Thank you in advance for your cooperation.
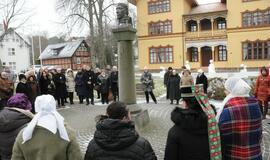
[84,119,157,160]
[196,73,208,93]
[164,107,210,160]
[168,74,181,100]
[16,82,32,99]
[94,72,101,85]
[108,71,118,92]
[75,72,85,96]
[53,73,67,99]
[164,71,171,86]
[82,70,95,98]
[0,108,32,160]
[39,76,50,95]
[97,75,109,94]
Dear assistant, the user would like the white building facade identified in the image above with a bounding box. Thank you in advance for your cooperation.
[0,28,31,73]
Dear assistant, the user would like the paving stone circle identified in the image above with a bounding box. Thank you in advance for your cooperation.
[59,101,270,160]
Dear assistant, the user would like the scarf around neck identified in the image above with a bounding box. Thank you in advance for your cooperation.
[192,85,222,160]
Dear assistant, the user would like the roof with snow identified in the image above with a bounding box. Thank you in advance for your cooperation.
[39,39,87,60]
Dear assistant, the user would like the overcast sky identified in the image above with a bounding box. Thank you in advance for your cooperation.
[18,0,220,37]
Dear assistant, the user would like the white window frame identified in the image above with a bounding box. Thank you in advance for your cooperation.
[76,57,81,64]
[8,48,15,56]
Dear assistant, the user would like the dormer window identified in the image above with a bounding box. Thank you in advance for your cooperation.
[51,46,65,56]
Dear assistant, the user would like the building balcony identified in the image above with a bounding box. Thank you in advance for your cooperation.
[185,29,227,39]
[184,15,227,40]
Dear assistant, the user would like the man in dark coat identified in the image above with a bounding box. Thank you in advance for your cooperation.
[164,67,173,99]
[84,102,157,160]
[108,66,119,101]
[53,68,67,107]
[168,70,181,105]
[82,66,95,105]
[195,69,208,94]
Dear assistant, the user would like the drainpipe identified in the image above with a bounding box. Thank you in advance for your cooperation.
[182,18,185,68]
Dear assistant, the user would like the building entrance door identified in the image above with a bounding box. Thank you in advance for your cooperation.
[201,46,212,67]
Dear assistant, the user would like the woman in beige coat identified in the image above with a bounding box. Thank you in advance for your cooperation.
[180,69,194,86]
[66,69,75,105]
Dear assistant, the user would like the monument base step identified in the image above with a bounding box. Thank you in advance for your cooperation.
[128,104,150,133]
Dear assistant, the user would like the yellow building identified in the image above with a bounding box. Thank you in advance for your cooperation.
[128,0,270,71]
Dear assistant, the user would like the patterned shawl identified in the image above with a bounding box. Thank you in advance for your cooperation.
[218,97,262,160]
[192,84,222,160]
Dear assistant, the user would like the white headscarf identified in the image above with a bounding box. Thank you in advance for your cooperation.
[22,95,70,144]
[216,77,251,121]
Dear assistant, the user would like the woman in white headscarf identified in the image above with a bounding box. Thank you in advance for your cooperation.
[11,95,82,160]
[217,77,262,160]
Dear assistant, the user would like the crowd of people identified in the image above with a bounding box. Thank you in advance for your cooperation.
[0,65,120,111]
[0,65,269,160]
[163,66,208,105]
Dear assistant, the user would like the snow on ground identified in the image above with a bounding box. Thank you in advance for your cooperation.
[136,70,260,80]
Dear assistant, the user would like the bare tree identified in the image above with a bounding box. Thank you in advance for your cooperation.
[0,0,33,31]
[57,0,116,68]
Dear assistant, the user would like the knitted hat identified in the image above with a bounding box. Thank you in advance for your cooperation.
[7,93,32,110]
[180,85,194,98]
[180,84,222,160]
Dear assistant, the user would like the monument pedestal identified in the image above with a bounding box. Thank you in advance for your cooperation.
[112,26,149,130]
[128,104,150,133]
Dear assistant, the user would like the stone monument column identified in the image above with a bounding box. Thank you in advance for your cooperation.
[112,3,149,129]
[112,26,137,105]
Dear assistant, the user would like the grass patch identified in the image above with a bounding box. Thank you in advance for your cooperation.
[135,78,166,98]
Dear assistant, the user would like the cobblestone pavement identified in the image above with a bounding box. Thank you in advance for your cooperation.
[59,100,270,160]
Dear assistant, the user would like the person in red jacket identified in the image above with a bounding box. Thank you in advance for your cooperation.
[255,66,270,119]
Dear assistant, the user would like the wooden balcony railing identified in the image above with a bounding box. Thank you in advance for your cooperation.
[185,32,197,38]
[200,31,212,37]
[185,29,227,39]
[213,29,227,36]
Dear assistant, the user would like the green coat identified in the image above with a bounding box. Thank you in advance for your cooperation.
[11,125,82,160]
